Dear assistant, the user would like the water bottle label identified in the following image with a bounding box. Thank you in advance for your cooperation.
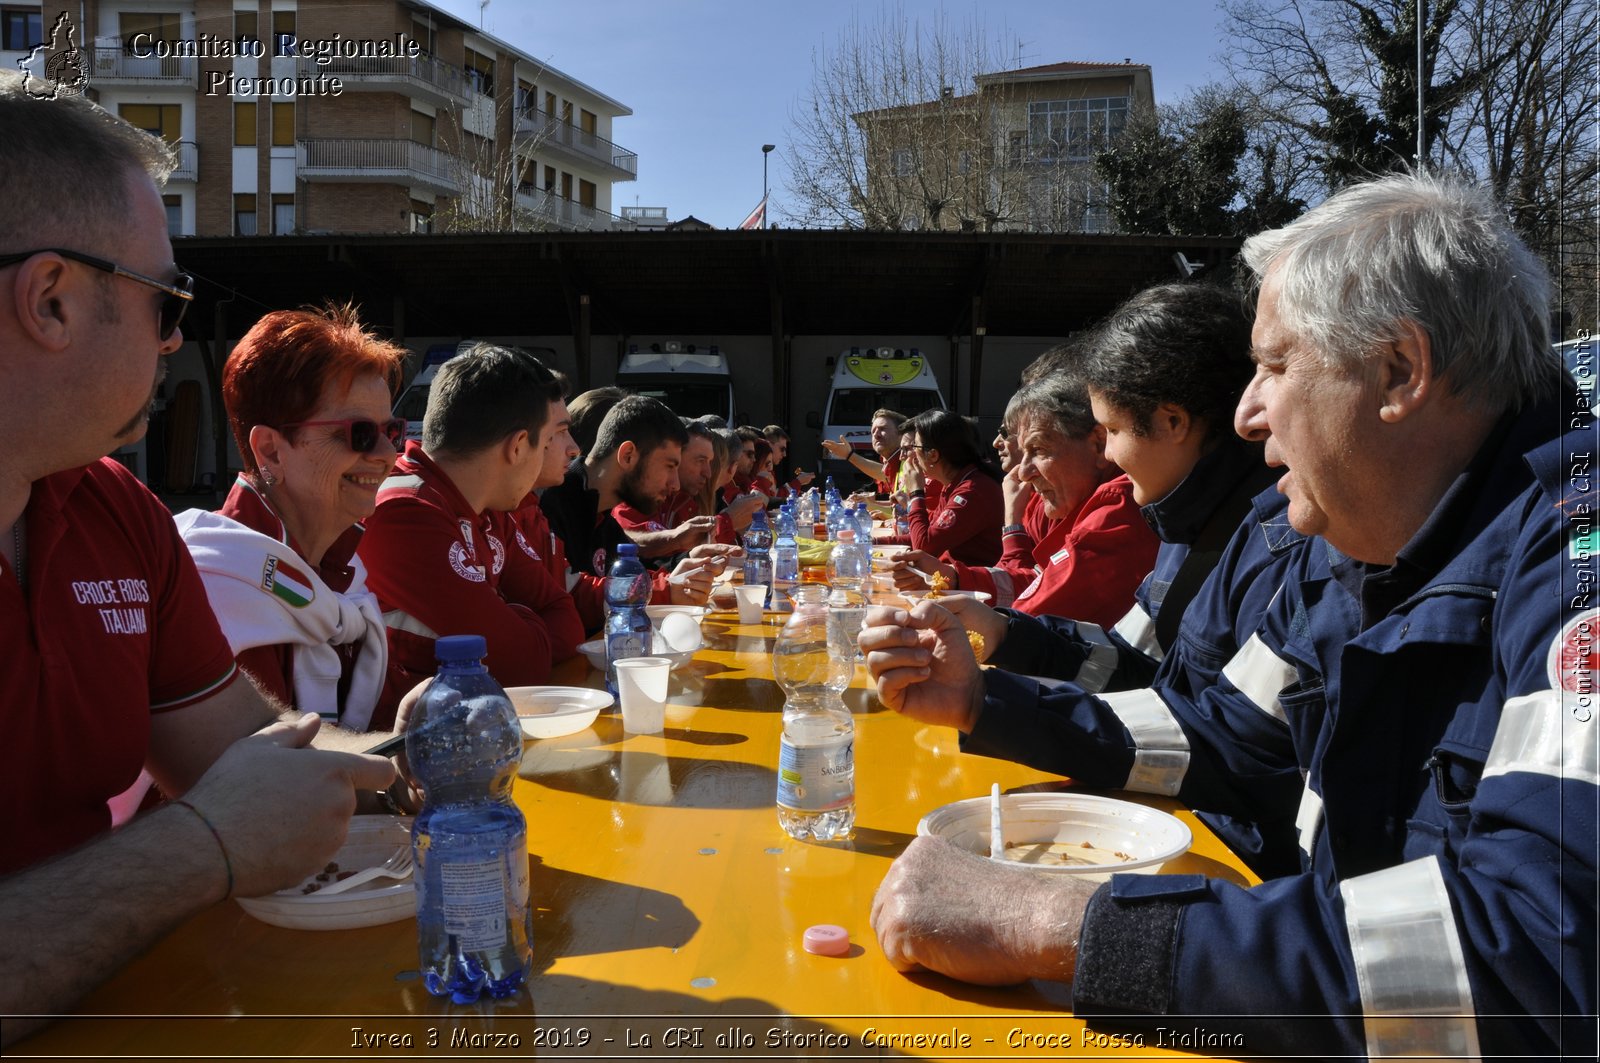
[777,734,854,812]
[440,858,518,951]
[607,632,646,660]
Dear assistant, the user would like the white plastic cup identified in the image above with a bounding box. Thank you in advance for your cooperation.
[614,657,671,734]
[734,584,768,624]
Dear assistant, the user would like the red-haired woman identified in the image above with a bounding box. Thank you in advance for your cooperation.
[175,303,408,730]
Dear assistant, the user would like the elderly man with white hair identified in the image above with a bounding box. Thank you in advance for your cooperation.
[862,171,1596,1059]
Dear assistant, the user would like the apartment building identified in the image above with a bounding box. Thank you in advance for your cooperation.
[855,61,1154,233]
[5,0,635,234]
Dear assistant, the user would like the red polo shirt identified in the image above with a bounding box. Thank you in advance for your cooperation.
[359,443,585,716]
[662,489,737,545]
[2,459,238,872]
[612,500,665,535]
[952,491,1059,604]
[1007,474,1158,628]
[904,466,1005,566]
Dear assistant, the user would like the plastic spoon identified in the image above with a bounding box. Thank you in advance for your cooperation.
[990,782,1005,862]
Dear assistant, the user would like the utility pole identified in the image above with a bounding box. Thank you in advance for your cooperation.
[762,143,775,229]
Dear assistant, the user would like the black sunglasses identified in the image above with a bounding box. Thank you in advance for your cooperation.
[278,417,407,454]
[0,248,194,340]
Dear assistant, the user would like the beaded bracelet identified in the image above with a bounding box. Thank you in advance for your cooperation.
[173,798,235,899]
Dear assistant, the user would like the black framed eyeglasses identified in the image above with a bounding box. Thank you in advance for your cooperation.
[0,247,194,340]
[899,443,927,454]
[278,417,407,454]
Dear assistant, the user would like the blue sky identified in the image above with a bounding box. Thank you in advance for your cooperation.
[432,0,1230,228]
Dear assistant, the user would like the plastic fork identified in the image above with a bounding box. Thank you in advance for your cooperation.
[314,846,414,895]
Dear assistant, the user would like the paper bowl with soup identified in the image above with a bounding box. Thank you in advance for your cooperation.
[917,792,1191,880]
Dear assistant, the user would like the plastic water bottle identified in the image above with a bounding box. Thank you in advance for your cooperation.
[604,544,651,693]
[743,506,772,597]
[774,584,855,840]
[825,484,846,541]
[826,526,869,660]
[852,502,874,547]
[407,635,531,1003]
[772,503,800,613]
[799,488,818,532]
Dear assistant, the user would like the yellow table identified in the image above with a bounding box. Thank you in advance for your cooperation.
[17,615,1256,1060]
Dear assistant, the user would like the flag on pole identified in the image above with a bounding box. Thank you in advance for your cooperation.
[738,197,766,230]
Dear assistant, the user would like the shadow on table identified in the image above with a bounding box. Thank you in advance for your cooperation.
[574,713,749,747]
[825,824,917,859]
[529,854,700,964]
[525,745,778,810]
[701,622,779,648]
[841,686,892,715]
[686,673,786,713]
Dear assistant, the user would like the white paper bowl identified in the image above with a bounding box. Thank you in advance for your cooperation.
[644,604,709,624]
[576,640,693,672]
[506,685,613,738]
[236,816,415,930]
[918,792,1191,880]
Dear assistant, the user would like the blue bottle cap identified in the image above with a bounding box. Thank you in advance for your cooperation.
[617,543,639,557]
[435,634,487,663]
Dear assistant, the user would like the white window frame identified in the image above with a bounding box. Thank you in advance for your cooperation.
[1028,97,1128,161]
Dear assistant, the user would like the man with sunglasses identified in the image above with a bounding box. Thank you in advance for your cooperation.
[0,73,396,1042]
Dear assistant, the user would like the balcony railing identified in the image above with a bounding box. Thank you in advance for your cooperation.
[169,140,198,181]
[514,184,620,231]
[296,138,461,195]
[514,108,637,178]
[91,45,196,84]
[295,53,468,105]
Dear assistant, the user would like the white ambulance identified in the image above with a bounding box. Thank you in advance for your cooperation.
[812,346,947,480]
[615,342,737,423]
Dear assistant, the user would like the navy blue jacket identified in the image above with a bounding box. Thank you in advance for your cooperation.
[985,435,1280,694]
[1069,395,1598,1058]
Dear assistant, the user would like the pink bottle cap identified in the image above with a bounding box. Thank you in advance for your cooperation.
[803,924,850,956]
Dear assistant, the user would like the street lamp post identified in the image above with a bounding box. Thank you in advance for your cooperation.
[762,144,775,229]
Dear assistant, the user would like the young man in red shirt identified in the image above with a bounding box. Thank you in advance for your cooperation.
[359,345,587,712]
[540,397,730,632]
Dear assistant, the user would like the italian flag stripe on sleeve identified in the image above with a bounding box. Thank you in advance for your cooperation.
[267,556,315,607]
[151,663,238,711]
